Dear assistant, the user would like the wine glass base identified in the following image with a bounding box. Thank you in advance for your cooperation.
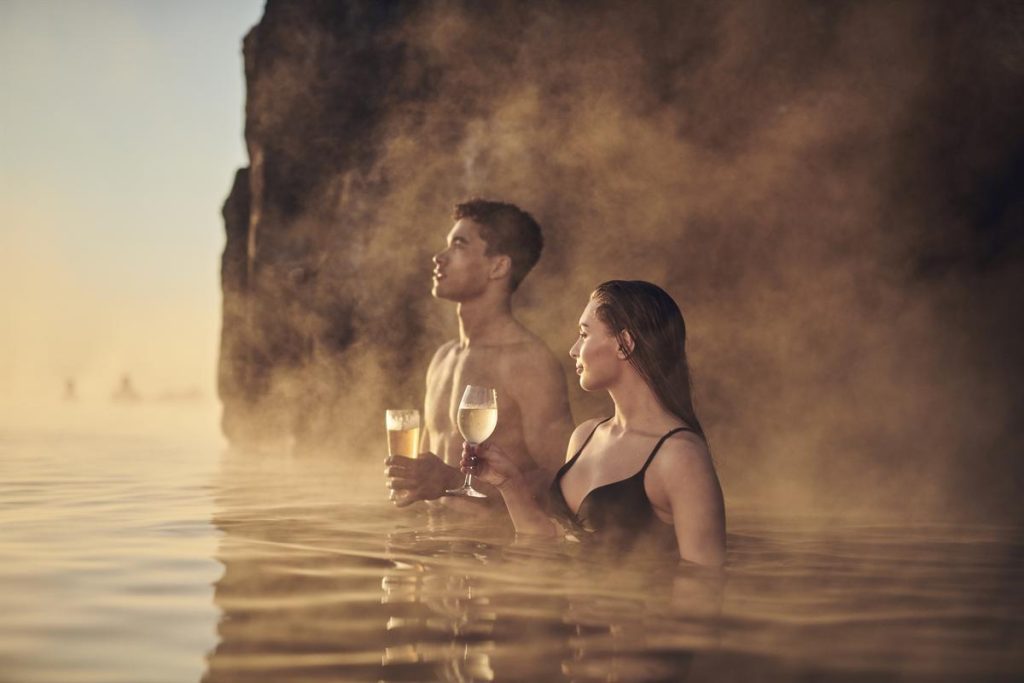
[445,486,488,498]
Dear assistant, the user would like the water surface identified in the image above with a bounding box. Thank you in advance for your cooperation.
[1,403,1021,682]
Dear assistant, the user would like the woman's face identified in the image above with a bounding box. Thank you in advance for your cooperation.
[569,299,624,392]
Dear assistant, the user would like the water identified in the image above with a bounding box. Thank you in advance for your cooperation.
[1,403,1021,682]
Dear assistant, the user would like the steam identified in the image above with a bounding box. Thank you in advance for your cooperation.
[225,0,1024,522]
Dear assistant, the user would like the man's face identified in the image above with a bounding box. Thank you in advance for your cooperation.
[431,219,495,301]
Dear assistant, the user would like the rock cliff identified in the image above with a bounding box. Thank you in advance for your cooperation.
[219,0,1024,519]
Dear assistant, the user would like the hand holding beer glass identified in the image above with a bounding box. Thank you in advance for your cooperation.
[446,385,497,498]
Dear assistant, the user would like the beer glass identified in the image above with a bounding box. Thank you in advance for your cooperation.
[385,409,421,458]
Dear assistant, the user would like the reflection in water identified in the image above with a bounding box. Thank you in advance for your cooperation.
[3,410,1020,682]
[202,449,1023,682]
[203,451,714,681]
[377,528,709,682]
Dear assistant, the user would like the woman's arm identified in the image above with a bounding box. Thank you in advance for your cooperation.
[498,474,563,537]
[462,420,601,538]
[461,442,560,536]
[650,436,726,567]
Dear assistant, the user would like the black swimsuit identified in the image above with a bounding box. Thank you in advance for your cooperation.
[549,417,693,555]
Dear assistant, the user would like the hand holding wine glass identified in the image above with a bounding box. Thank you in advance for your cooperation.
[459,441,520,489]
[446,384,497,498]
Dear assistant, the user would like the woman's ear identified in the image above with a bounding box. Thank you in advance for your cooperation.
[617,330,635,359]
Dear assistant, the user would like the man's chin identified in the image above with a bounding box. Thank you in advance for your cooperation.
[431,283,455,301]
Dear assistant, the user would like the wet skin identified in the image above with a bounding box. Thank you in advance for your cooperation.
[386,218,572,509]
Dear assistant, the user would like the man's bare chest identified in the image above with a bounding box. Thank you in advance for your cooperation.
[425,348,506,433]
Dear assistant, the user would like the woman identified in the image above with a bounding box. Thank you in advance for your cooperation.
[461,280,726,566]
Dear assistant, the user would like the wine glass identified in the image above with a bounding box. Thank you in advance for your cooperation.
[446,385,497,498]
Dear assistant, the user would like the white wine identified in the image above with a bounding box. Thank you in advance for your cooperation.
[448,386,496,498]
[387,427,420,458]
[457,407,497,444]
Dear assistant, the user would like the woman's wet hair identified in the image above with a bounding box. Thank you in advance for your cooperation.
[590,280,706,440]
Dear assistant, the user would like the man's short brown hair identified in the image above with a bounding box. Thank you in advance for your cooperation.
[453,199,543,292]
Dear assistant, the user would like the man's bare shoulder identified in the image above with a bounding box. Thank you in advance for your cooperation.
[497,328,564,377]
[426,339,458,379]
[429,339,459,363]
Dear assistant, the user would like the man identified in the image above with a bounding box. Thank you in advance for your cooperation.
[386,199,574,508]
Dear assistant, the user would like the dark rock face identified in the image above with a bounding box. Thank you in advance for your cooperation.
[218,168,252,442]
[220,0,1024,520]
[220,1,432,448]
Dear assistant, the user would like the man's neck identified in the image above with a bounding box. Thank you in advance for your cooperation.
[456,290,516,347]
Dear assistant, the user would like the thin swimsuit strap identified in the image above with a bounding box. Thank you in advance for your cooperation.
[638,425,695,474]
[562,416,614,470]
[552,421,698,531]
[560,417,693,478]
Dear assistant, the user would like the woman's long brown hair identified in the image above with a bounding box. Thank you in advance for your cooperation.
[591,280,706,440]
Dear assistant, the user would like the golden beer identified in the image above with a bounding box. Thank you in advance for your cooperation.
[385,409,421,458]
[387,426,421,458]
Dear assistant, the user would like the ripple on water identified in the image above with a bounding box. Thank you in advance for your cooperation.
[1,422,1022,682]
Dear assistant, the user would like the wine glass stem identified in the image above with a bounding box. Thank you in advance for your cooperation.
[463,443,477,488]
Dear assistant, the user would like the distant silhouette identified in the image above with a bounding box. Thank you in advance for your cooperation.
[63,378,77,401]
[112,374,141,402]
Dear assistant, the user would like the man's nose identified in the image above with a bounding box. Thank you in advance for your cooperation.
[432,250,446,265]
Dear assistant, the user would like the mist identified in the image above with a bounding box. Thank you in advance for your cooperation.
[0,0,263,421]
[221,0,1024,523]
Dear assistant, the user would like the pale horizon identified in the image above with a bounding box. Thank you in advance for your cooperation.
[0,0,265,404]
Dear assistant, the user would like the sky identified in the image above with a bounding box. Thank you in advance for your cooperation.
[0,0,265,401]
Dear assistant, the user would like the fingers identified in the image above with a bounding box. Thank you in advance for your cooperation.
[386,456,422,477]
[459,453,480,472]
[385,464,410,477]
[386,454,426,506]
[388,481,420,507]
[393,492,417,508]
[387,476,417,490]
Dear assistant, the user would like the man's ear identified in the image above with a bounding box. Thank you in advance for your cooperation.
[489,254,512,282]
[617,330,635,359]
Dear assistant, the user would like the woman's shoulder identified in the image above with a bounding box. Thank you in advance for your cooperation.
[575,416,611,438]
[648,430,716,480]
[646,431,725,534]
[564,417,608,461]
